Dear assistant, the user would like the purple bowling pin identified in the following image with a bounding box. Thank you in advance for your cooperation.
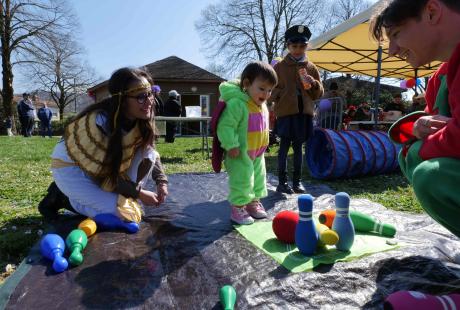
[94,213,139,234]
[332,192,355,251]
[40,234,68,273]
[295,194,319,256]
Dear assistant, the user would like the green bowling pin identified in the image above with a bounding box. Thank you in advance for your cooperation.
[219,285,236,310]
[350,210,396,237]
[65,229,88,266]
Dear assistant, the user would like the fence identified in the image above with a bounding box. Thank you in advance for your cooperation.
[313,96,346,130]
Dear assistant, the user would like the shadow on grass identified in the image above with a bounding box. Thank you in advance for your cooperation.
[185,148,202,154]
[160,157,186,164]
[0,214,44,272]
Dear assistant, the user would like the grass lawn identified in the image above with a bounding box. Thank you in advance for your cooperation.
[0,135,421,284]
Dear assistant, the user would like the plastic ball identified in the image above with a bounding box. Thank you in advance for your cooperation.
[406,78,416,88]
[319,99,332,112]
[399,80,407,89]
[272,210,299,243]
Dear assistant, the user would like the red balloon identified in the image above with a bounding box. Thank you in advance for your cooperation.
[272,210,299,244]
[406,78,416,88]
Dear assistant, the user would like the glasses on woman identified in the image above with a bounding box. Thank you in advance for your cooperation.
[128,92,154,104]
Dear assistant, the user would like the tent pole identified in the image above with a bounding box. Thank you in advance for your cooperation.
[373,45,383,126]
[414,68,419,95]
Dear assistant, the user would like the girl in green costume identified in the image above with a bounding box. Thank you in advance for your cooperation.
[217,62,278,225]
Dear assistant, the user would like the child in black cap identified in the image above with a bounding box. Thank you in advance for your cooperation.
[271,25,324,194]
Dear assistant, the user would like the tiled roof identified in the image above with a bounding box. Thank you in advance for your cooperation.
[88,56,224,92]
[144,56,224,81]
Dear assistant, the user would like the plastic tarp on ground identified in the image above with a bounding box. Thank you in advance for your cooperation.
[1,173,460,309]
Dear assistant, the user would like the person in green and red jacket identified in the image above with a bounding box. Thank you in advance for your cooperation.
[371,0,460,238]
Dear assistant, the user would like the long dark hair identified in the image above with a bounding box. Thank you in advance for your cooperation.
[371,0,460,41]
[72,67,156,185]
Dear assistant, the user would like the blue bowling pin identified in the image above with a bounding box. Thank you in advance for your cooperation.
[332,192,355,251]
[94,213,139,234]
[40,234,69,273]
[295,194,319,256]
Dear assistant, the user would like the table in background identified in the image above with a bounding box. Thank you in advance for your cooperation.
[155,116,212,158]
[348,120,395,131]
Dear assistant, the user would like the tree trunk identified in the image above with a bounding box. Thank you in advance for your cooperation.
[59,106,64,121]
[2,51,14,118]
[1,0,14,119]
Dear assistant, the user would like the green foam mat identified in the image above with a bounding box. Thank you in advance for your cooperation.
[235,220,401,273]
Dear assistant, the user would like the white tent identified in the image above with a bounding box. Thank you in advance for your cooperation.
[307,0,440,79]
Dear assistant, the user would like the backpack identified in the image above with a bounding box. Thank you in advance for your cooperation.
[210,100,227,173]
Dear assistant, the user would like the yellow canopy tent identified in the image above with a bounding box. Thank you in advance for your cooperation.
[307,0,440,79]
[307,0,440,121]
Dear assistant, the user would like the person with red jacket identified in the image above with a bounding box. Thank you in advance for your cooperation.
[372,0,460,238]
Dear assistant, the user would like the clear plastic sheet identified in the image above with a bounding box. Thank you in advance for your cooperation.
[2,173,460,309]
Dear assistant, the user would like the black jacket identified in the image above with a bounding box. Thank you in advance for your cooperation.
[163,98,182,117]
[154,94,164,116]
[17,99,35,118]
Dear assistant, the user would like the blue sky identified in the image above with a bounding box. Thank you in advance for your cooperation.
[15,0,409,97]
[72,0,214,80]
[14,0,215,91]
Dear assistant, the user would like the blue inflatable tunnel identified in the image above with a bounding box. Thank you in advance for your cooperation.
[306,128,401,179]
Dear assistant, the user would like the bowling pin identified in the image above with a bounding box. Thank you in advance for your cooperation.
[65,229,88,266]
[332,192,355,251]
[219,285,236,310]
[316,223,339,246]
[40,234,68,273]
[319,209,396,237]
[295,194,319,256]
[385,290,460,310]
[78,218,97,237]
[94,213,139,234]
[349,210,396,237]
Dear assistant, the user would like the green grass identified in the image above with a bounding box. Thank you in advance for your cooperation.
[0,135,421,284]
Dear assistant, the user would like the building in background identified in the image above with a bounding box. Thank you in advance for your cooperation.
[87,56,225,136]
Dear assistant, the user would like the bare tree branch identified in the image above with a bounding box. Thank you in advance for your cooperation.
[21,30,97,119]
[195,0,326,77]
[0,0,73,120]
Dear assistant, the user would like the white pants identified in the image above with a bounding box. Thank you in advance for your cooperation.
[52,144,155,219]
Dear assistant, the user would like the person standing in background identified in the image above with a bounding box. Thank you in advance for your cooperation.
[271,25,324,194]
[152,85,164,116]
[163,90,182,143]
[17,93,35,137]
[5,116,13,136]
[37,99,53,138]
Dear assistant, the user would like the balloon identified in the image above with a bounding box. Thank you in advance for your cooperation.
[415,78,422,86]
[399,80,407,89]
[319,99,332,112]
[270,57,283,67]
[270,59,279,67]
[406,78,416,88]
